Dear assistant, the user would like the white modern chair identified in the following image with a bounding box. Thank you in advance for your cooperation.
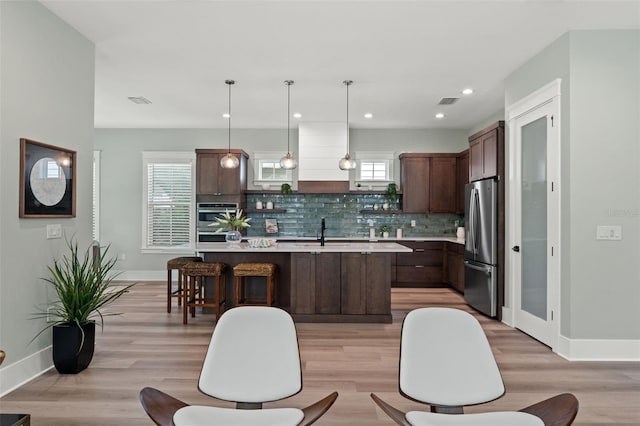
[140,306,338,426]
[371,307,578,426]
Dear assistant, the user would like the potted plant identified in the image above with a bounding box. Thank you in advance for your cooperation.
[209,208,251,243]
[385,183,398,209]
[34,239,131,374]
[379,225,392,238]
[280,183,293,195]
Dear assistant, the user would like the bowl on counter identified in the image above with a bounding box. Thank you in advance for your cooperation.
[247,238,277,248]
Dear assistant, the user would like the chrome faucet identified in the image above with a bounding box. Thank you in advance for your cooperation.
[319,217,326,246]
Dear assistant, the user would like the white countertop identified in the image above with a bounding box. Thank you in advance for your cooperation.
[197,241,414,253]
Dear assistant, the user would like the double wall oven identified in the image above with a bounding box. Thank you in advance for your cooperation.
[196,202,239,242]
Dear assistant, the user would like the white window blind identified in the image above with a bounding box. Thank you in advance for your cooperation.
[92,151,100,241]
[142,152,195,250]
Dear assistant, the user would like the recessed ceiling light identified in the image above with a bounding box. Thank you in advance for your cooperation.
[435,113,445,119]
[462,88,474,95]
[293,113,302,119]
[364,113,373,119]
[222,113,231,118]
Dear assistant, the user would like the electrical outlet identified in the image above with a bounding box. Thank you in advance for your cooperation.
[118,253,126,261]
[46,306,54,322]
[46,224,62,239]
[410,220,416,228]
[596,225,622,240]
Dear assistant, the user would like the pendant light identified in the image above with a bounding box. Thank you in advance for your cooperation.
[220,79,239,169]
[338,80,357,170]
[280,80,297,169]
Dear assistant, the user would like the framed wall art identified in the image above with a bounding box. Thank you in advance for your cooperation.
[19,138,76,218]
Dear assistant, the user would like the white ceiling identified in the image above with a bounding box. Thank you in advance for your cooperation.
[41,1,639,130]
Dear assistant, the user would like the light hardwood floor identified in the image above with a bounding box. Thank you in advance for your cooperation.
[1,281,638,425]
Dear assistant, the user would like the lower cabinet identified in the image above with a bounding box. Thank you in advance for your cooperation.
[291,252,341,314]
[445,242,465,293]
[291,252,390,316]
[341,252,390,315]
[394,242,444,286]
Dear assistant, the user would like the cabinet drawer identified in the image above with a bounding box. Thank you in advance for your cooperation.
[396,250,442,266]
[399,241,443,251]
[396,266,443,283]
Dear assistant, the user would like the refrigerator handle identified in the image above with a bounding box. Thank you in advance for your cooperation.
[466,188,476,253]
[464,260,491,275]
[473,189,480,255]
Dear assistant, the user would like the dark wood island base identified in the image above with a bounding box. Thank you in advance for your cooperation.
[199,243,410,323]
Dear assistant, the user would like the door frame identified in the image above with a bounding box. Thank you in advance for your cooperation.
[505,79,562,351]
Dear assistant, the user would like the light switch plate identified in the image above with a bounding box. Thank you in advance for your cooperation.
[46,224,62,239]
[596,225,622,240]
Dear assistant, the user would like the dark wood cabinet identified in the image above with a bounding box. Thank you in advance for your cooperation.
[292,252,390,317]
[456,150,469,214]
[468,122,504,182]
[291,252,341,314]
[400,154,430,213]
[393,241,444,286]
[429,156,457,213]
[341,253,390,315]
[400,153,457,214]
[195,149,248,197]
[445,242,464,293]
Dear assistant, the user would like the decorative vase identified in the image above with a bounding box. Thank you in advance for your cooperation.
[382,231,390,238]
[53,321,95,374]
[225,229,242,244]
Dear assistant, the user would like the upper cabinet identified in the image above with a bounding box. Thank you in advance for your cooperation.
[456,150,469,214]
[400,153,458,214]
[468,121,504,182]
[400,154,430,213]
[196,149,249,198]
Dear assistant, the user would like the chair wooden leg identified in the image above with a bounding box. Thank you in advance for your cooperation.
[167,270,172,313]
[299,392,339,426]
[177,270,182,307]
[183,274,189,325]
[139,387,189,426]
[370,393,411,426]
[519,393,579,426]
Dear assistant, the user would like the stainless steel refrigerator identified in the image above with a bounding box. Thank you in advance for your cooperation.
[464,178,498,317]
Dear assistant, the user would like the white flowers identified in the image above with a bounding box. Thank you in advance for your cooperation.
[209,209,251,231]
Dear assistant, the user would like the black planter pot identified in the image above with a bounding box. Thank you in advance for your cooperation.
[52,321,95,374]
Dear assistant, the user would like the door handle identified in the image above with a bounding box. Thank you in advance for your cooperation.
[464,261,491,275]
[512,245,520,252]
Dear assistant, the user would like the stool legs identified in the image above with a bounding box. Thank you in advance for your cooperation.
[183,273,226,324]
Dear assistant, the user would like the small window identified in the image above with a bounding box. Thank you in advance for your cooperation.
[359,160,389,181]
[259,160,289,181]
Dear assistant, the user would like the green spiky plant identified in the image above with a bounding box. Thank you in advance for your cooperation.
[33,239,132,344]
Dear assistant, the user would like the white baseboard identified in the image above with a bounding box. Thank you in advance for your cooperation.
[557,335,640,361]
[114,270,165,281]
[0,346,54,397]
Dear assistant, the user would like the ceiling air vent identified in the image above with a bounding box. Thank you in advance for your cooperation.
[438,97,459,105]
[128,96,152,104]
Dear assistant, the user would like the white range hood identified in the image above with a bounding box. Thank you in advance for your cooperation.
[298,123,349,181]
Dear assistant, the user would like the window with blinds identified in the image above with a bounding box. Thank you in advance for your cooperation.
[142,152,195,250]
[92,151,100,241]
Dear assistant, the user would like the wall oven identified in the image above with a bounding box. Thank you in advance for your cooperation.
[196,202,239,243]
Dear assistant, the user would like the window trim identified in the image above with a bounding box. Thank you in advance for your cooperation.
[351,151,396,190]
[92,150,101,242]
[141,151,196,253]
[252,151,293,186]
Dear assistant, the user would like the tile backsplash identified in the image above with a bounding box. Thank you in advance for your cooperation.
[245,193,462,238]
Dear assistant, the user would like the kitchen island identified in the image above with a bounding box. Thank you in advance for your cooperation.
[197,241,412,323]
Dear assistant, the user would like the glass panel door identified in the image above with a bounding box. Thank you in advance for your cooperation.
[521,116,547,320]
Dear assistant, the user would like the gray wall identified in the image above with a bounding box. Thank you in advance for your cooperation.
[505,30,640,340]
[94,128,468,277]
[0,1,95,389]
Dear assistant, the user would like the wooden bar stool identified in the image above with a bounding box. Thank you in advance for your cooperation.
[166,256,202,313]
[181,262,227,325]
[233,263,277,307]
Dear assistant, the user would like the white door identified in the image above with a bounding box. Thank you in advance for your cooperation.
[508,80,561,349]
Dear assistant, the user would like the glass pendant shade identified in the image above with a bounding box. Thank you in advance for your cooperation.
[339,153,357,170]
[280,153,297,169]
[220,79,239,169]
[220,152,239,168]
